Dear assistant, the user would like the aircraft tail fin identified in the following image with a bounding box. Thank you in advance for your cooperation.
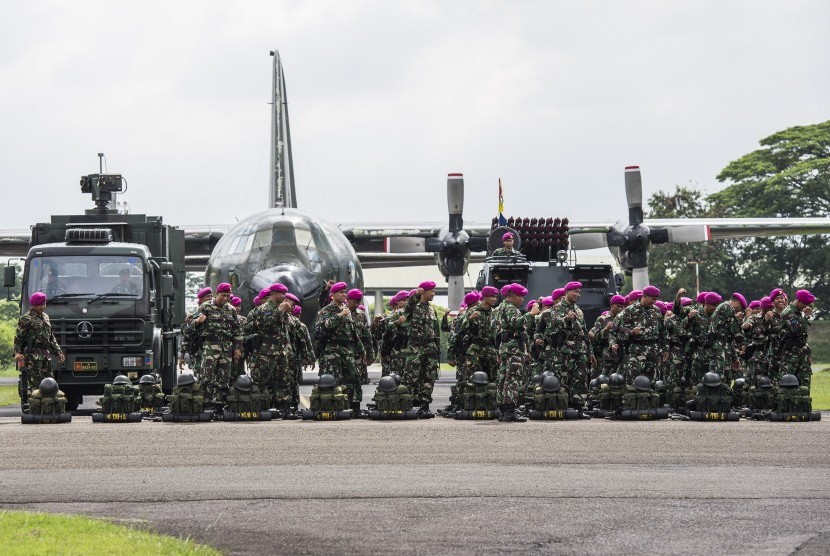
[269,50,297,209]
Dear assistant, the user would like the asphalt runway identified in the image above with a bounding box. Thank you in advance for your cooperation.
[1,369,829,555]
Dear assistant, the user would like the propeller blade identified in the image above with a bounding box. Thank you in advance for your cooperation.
[448,173,464,234]
[570,233,609,250]
[625,166,643,226]
[632,267,650,291]
[666,225,711,243]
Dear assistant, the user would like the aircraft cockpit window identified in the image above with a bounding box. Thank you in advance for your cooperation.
[272,228,295,245]
[229,234,250,255]
[295,227,321,272]
[253,228,271,250]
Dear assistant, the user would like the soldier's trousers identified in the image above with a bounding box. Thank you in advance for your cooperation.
[458,347,497,403]
[321,350,362,404]
[22,356,53,393]
[198,345,234,407]
[388,348,406,379]
[551,350,588,395]
[251,350,292,408]
[401,347,439,405]
[496,347,523,406]
[622,346,661,382]
[780,352,811,389]
[745,355,769,387]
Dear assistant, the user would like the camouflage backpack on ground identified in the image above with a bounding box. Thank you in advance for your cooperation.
[598,385,625,411]
[373,384,414,412]
[310,385,350,412]
[137,383,167,411]
[777,385,812,413]
[97,383,139,414]
[695,384,733,414]
[29,388,67,415]
[463,382,499,411]
[533,386,569,412]
[226,384,271,413]
[167,384,206,413]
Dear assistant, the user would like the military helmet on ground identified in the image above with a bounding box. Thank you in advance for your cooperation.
[757,376,773,389]
[39,377,59,397]
[113,375,131,386]
[318,374,337,388]
[177,373,196,387]
[609,373,625,388]
[654,380,667,392]
[589,378,598,391]
[529,374,543,387]
[378,376,397,393]
[234,374,253,392]
[139,374,156,385]
[633,375,651,392]
[542,371,555,379]
[471,372,489,385]
[541,375,561,393]
[597,374,610,386]
[390,373,402,386]
[779,374,800,388]
[702,372,722,388]
[732,378,746,391]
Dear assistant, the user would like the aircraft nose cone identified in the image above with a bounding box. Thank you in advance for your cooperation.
[250,265,318,299]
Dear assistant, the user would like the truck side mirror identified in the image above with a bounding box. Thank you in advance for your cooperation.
[614,273,625,289]
[3,266,16,288]
[160,275,174,298]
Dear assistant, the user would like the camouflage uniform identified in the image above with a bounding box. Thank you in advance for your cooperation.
[180,309,204,373]
[590,311,620,376]
[314,302,366,405]
[765,310,785,381]
[742,312,770,386]
[778,303,812,389]
[351,307,375,385]
[491,247,521,257]
[288,314,315,409]
[14,309,63,393]
[663,313,688,386]
[612,303,666,381]
[708,302,743,382]
[683,309,713,384]
[383,309,409,379]
[245,299,292,409]
[458,304,498,402]
[196,300,243,407]
[372,313,391,376]
[401,294,440,406]
[494,301,527,406]
[549,299,591,394]
[232,312,247,377]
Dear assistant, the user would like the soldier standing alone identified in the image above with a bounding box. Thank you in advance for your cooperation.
[14,292,65,398]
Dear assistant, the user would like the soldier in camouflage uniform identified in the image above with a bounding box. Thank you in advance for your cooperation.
[708,293,746,383]
[549,281,594,395]
[610,286,667,382]
[288,301,315,413]
[765,287,788,381]
[313,282,366,412]
[179,287,213,371]
[194,283,242,411]
[778,289,815,389]
[742,298,771,387]
[491,232,522,257]
[682,292,721,386]
[494,283,529,422]
[535,288,565,375]
[347,289,375,386]
[230,296,247,377]
[589,294,626,377]
[401,281,441,417]
[14,292,65,395]
[378,291,410,377]
[446,291,480,410]
[245,283,293,412]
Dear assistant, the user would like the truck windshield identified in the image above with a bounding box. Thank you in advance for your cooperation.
[27,255,145,300]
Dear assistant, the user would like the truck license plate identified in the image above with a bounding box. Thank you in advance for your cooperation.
[74,361,97,372]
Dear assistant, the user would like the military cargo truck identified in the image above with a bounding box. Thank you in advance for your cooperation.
[7,171,185,411]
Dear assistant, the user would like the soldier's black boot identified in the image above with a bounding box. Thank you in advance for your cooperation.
[417,402,435,419]
[282,404,297,420]
[351,402,367,418]
[501,404,526,423]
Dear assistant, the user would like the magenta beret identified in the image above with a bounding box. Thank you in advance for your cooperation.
[642,285,661,298]
[564,281,582,291]
[394,290,410,302]
[330,282,348,294]
[230,296,242,306]
[525,299,537,310]
[551,288,566,301]
[508,283,528,297]
[480,286,499,298]
[292,305,302,316]
[197,287,213,299]
[459,303,467,310]
[259,288,270,298]
[541,296,554,306]
[696,291,708,303]
[464,292,481,305]
[409,289,419,296]
[731,292,747,309]
[270,283,288,293]
[419,281,436,291]
[610,294,626,306]
[501,232,514,241]
[760,296,773,310]
[216,283,232,294]
[627,290,643,303]
[29,292,47,306]
[601,310,609,317]
[285,293,300,304]
[748,300,761,309]
[655,301,668,313]
[500,285,511,297]
[704,292,722,305]
[795,289,816,304]
[681,297,693,307]
[347,289,363,301]
[769,287,785,300]
[254,295,266,307]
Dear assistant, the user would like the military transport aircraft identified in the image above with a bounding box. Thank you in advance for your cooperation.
[4,50,830,324]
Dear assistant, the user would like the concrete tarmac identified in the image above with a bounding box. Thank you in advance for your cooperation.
[1,370,829,555]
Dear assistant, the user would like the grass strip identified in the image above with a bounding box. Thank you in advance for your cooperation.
[0,510,221,556]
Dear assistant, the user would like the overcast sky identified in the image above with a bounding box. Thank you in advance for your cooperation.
[1,1,828,233]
